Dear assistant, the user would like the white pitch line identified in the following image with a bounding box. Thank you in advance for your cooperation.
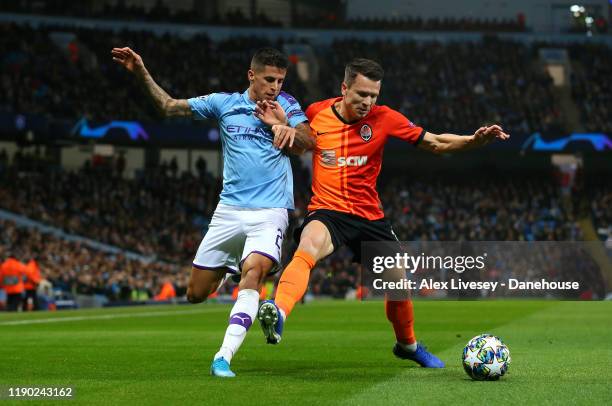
[0,307,222,326]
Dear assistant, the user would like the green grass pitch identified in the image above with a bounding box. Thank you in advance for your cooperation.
[1,300,611,405]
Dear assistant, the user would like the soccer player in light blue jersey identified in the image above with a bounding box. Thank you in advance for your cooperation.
[112,46,314,377]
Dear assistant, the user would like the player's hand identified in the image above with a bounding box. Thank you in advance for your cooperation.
[254,100,288,127]
[111,47,146,75]
[271,124,295,149]
[472,125,510,146]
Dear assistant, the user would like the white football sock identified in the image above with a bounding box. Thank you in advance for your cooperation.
[214,288,259,364]
[279,307,286,322]
[398,342,418,352]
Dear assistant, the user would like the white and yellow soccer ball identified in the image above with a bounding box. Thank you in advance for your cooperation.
[462,334,511,381]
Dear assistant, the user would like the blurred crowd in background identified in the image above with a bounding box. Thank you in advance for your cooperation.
[0,21,610,309]
[3,0,609,34]
[1,1,528,32]
[1,148,608,308]
[569,44,612,133]
[319,37,562,137]
[0,218,184,310]
[0,23,305,121]
[3,23,611,136]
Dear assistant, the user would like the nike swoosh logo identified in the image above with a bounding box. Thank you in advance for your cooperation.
[316,131,329,136]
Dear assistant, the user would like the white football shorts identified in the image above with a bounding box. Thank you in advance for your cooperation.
[192,203,288,274]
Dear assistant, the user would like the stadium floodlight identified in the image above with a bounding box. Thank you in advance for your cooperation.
[570,5,580,13]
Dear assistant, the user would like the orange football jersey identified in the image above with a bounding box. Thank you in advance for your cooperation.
[305,97,425,220]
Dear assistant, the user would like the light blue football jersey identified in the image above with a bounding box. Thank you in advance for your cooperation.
[188,89,307,209]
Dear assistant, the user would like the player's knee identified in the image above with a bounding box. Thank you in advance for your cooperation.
[186,288,206,304]
[186,280,210,304]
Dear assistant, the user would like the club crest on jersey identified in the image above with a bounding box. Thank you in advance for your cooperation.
[360,124,373,142]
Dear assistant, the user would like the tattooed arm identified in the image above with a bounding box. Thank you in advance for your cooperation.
[111,47,191,118]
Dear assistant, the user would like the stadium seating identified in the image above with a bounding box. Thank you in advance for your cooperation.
[0,149,217,263]
[0,218,186,304]
[318,37,562,136]
[0,23,306,121]
[3,22,609,138]
[1,149,592,302]
[569,44,612,133]
[1,2,527,32]
[0,22,609,303]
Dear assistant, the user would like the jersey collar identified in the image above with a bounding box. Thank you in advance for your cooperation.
[242,89,255,105]
[331,98,366,125]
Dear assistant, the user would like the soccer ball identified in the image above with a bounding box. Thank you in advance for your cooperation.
[462,334,511,380]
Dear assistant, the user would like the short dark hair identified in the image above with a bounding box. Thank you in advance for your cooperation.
[251,47,289,71]
[344,58,384,87]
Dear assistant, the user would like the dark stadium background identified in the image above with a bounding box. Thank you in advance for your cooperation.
[0,0,611,310]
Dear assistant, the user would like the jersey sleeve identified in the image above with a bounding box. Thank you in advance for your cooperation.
[386,108,426,145]
[187,93,225,120]
[278,92,308,128]
[305,101,322,122]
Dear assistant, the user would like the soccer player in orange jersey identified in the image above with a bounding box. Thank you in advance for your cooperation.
[257,58,509,367]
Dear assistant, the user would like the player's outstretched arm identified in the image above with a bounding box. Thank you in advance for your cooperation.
[269,122,315,155]
[418,125,510,154]
[111,47,191,118]
[288,122,315,155]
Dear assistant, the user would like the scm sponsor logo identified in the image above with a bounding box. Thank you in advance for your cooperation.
[337,156,368,167]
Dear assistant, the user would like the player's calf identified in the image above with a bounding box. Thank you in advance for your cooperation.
[186,289,206,304]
